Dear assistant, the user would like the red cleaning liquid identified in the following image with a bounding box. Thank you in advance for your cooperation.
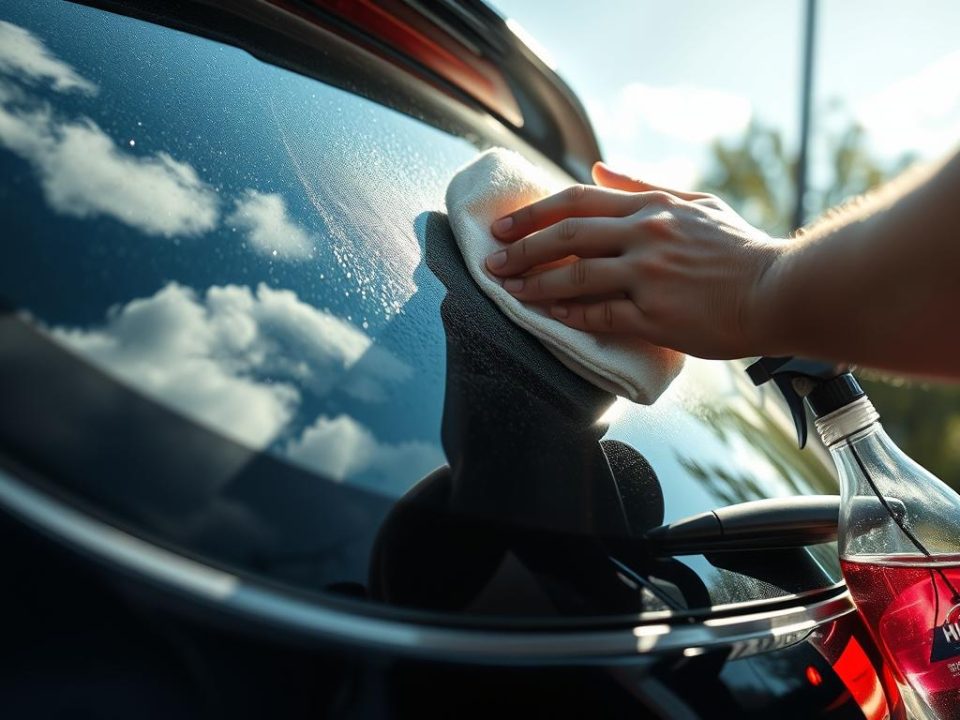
[842,554,960,719]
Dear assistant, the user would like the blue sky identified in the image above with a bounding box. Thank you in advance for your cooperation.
[492,1,960,189]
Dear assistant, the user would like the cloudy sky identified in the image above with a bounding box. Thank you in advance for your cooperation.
[493,0,960,188]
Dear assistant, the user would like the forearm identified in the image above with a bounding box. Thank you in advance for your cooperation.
[760,149,960,378]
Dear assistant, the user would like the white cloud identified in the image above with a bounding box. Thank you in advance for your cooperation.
[52,283,298,449]
[590,83,752,146]
[0,21,97,95]
[227,189,314,259]
[855,50,960,160]
[48,282,411,449]
[285,414,444,486]
[233,284,411,400]
[0,22,218,238]
[0,100,219,237]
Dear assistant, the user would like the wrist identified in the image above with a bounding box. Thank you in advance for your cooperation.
[744,239,798,357]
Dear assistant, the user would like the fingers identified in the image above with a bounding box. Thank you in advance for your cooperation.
[592,161,710,201]
[501,258,628,301]
[491,183,642,241]
[549,299,650,335]
[487,216,629,277]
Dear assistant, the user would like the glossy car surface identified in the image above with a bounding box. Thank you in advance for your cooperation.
[0,1,910,717]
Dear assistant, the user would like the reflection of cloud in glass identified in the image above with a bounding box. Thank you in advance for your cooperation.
[285,413,444,485]
[51,283,299,449]
[232,283,411,400]
[227,189,314,259]
[0,21,218,237]
[0,20,97,95]
[0,101,219,237]
[48,282,411,448]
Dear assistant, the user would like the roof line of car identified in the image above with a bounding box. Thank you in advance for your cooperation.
[74,0,602,181]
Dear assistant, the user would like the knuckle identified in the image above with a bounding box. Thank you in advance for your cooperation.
[564,183,587,204]
[643,255,667,279]
[569,259,589,287]
[630,256,659,282]
[642,294,666,318]
[557,217,580,243]
[601,301,615,329]
[586,301,615,330]
[531,273,545,295]
[634,212,674,239]
[646,190,674,206]
[516,238,529,261]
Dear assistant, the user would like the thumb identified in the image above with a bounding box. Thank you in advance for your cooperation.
[592,161,649,192]
[592,161,704,200]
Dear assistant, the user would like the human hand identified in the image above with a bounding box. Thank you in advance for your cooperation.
[485,162,787,359]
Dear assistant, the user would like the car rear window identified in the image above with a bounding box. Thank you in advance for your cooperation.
[0,0,841,622]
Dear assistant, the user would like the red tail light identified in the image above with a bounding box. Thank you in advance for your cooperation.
[832,635,892,720]
[269,0,523,126]
[811,613,903,719]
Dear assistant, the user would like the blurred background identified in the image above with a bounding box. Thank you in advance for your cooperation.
[493,0,960,486]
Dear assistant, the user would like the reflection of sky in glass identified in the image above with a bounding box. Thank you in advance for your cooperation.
[1,0,837,530]
[0,1,478,494]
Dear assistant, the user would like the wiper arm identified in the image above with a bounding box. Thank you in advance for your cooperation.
[645,495,905,555]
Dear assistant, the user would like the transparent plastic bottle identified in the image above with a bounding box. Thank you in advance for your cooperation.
[747,358,960,719]
[817,395,960,718]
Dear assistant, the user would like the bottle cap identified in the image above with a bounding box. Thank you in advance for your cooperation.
[807,374,864,418]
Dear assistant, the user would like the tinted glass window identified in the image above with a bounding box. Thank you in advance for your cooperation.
[0,0,840,622]
[0,2,480,495]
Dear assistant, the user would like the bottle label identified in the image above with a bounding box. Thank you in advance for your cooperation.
[931,603,960,662]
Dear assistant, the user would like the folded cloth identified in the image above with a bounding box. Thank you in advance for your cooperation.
[445,148,684,404]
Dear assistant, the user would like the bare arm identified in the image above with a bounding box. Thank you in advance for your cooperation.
[759,150,960,378]
[486,150,960,379]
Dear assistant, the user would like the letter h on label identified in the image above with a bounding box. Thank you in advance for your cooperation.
[943,623,960,643]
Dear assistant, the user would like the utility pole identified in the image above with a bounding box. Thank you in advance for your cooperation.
[793,0,817,231]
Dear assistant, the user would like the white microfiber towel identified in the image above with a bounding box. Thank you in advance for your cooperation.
[445,148,685,404]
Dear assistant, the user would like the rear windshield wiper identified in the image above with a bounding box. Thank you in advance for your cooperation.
[645,495,905,555]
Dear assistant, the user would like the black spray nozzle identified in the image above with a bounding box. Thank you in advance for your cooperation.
[746,357,861,449]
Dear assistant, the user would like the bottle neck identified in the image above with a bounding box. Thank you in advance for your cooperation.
[814,396,880,447]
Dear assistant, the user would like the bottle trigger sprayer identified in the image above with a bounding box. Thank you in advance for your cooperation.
[748,356,960,718]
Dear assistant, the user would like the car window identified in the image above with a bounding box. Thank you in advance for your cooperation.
[0,0,840,621]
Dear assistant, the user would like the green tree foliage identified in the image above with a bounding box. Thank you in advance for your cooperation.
[700,111,959,487]
[700,119,796,238]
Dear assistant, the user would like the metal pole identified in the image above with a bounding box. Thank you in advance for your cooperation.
[793,0,817,231]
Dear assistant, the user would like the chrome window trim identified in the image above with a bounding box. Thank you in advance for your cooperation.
[0,466,854,663]
[635,580,848,622]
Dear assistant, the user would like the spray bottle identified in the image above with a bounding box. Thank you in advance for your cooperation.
[748,356,960,718]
